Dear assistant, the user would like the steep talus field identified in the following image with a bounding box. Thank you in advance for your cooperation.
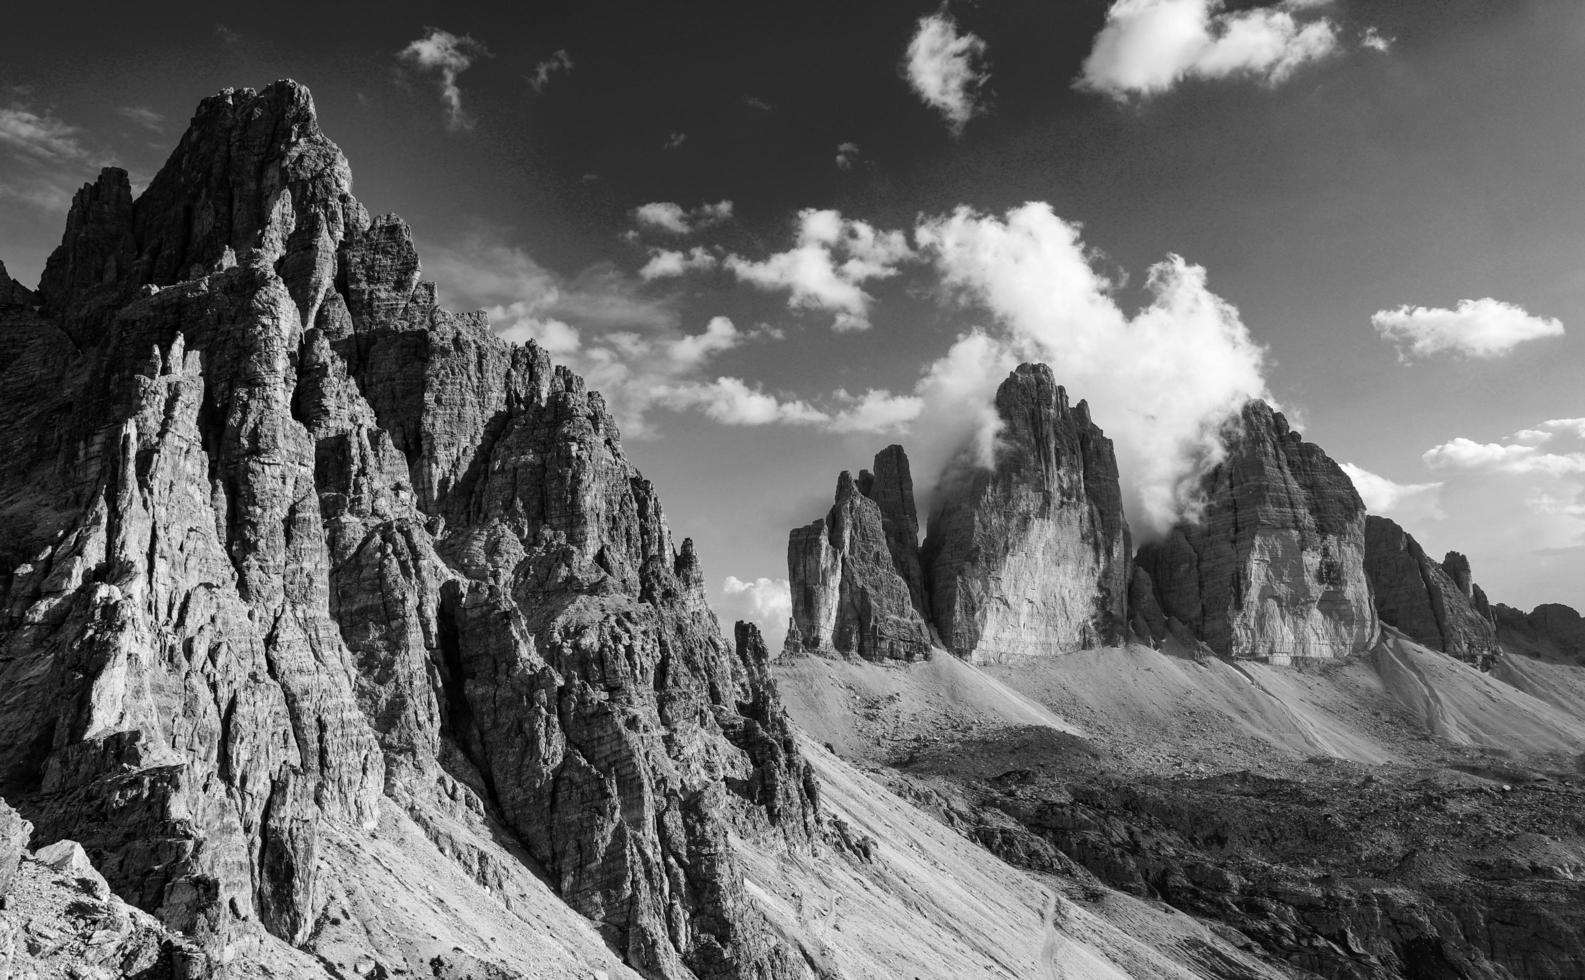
[778,634,1585,979]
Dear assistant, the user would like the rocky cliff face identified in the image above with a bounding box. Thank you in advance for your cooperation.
[1135,401,1378,662]
[786,448,934,661]
[1494,601,1585,664]
[1364,516,1499,668]
[920,364,1132,661]
[0,80,815,979]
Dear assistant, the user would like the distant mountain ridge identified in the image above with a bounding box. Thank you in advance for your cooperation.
[787,369,1567,669]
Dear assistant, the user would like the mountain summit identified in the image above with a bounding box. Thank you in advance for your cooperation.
[0,80,816,979]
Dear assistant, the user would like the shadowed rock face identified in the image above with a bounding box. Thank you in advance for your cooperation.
[786,449,934,661]
[1494,601,1585,664]
[0,79,814,979]
[922,364,1132,661]
[1135,401,1378,662]
[1364,516,1499,668]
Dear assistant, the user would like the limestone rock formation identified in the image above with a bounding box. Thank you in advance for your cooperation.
[1364,517,1499,668]
[786,449,934,661]
[1135,401,1378,662]
[0,79,814,979]
[1494,602,1585,664]
[0,799,28,901]
[921,364,1131,660]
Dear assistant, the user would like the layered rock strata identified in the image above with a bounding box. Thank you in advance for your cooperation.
[921,364,1132,660]
[1363,516,1499,668]
[1135,401,1378,662]
[786,448,934,661]
[0,79,815,979]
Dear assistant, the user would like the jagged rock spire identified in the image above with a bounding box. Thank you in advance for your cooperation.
[1134,400,1378,662]
[922,363,1132,660]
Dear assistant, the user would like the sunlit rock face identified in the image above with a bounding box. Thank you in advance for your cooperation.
[1135,401,1379,663]
[1364,516,1499,668]
[0,79,816,979]
[786,447,935,661]
[921,364,1132,662]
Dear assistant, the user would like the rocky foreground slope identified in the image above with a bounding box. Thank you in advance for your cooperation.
[0,80,817,979]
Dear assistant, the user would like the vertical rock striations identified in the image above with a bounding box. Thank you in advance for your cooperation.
[786,448,934,661]
[921,364,1131,661]
[0,79,814,979]
[1135,401,1378,662]
[1363,516,1499,668]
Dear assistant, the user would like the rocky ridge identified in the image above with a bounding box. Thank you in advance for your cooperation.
[785,448,935,661]
[1364,516,1500,668]
[0,80,815,979]
[1135,401,1379,662]
[788,366,1132,664]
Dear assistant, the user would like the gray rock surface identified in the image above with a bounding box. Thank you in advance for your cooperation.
[0,798,28,901]
[787,452,935,662]
[921,364,1131,660]
[1135,401,1378,662]
[1494,602,1585,664]
[1364,516,1499,668]
[0,79,814,979]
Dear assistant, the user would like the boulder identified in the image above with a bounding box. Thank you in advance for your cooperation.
[0,798,29,900]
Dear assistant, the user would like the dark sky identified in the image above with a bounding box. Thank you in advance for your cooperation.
[5,0,1584,642]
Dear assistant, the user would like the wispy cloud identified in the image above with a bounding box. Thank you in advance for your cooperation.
[835,142,861,170]
[904,13,990,135]
[0,105,88,162]
[398,27,490,130]
[115,106,165,131]
[1371,297,1564,360]
[1077,0,1348,100]
[529,49,573,93]
[633,200,733,235]
[1340,462,1444,522]
[742,95,773,112]
[215,24,242,44]
[639,246,719,281]
[663,131,687,151]
[0,101,102,213]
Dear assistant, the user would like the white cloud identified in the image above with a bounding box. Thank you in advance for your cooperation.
[835,142,861,170]
[911,203,1270,534]
[656,377,829,426]
[1339,462,1445,522]
[1423,438,1585,477]
[1361,26,1392,52]
[823,388,925,434]
[398,27,490,131]
[638,246,719,280]
[633,200,733,235]
[718,576,793,653]
[664,132,687,150]
[1371,297,1564,360]
[1077,0,1344,100]
[724,208,913,331]
[530,49,573,93]
[904,13,990,135]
